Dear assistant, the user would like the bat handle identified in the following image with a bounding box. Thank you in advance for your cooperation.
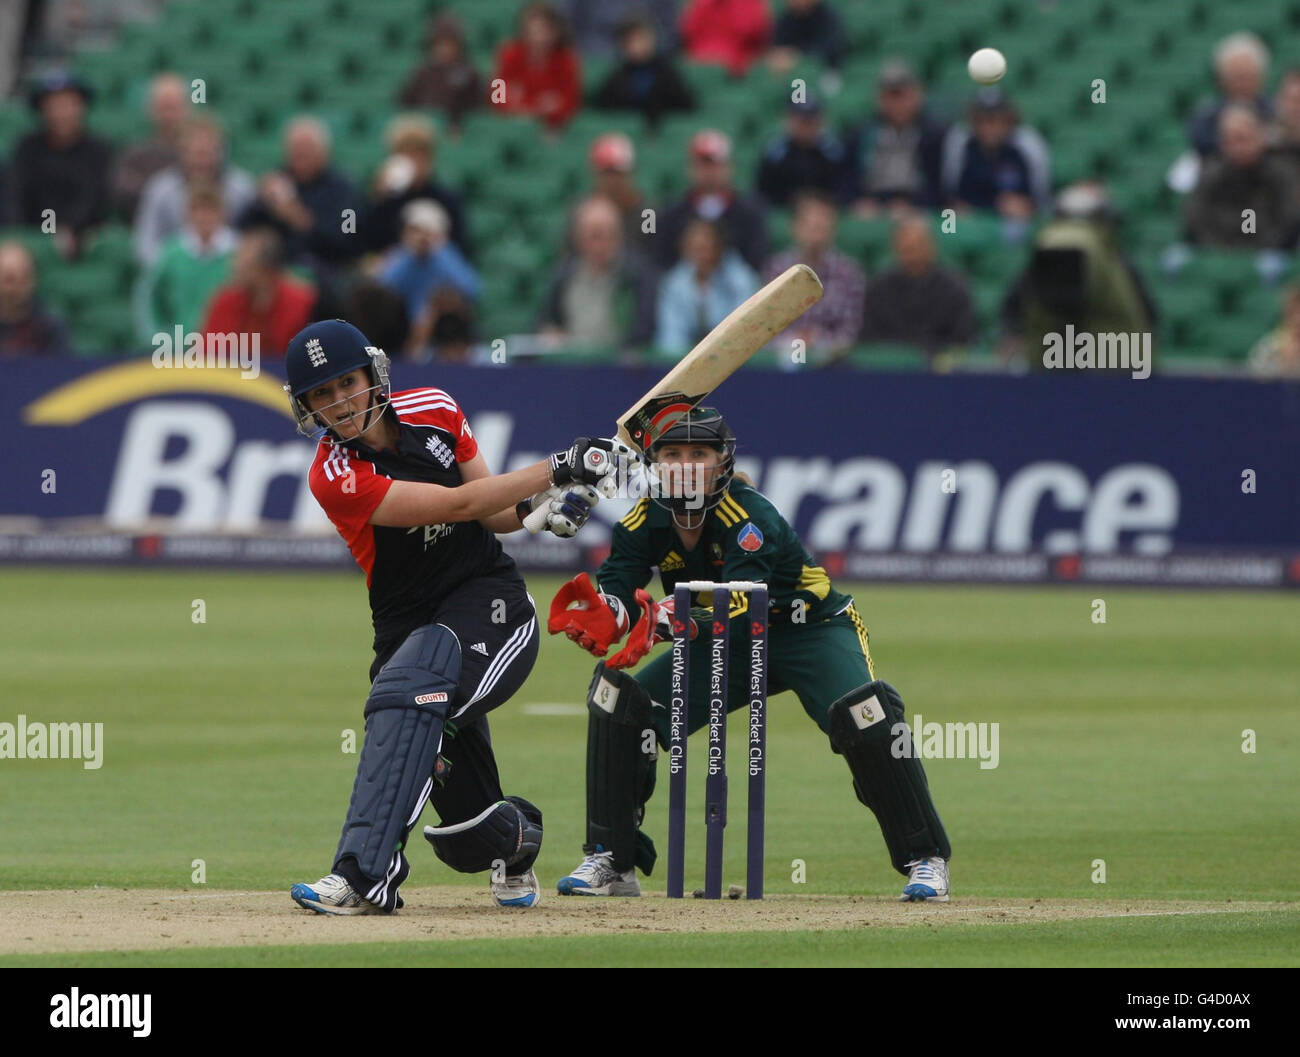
[523,488,561,534]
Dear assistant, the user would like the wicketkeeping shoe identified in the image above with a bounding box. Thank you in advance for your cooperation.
[492,868,542,908]
[899,857,950,902]
[556,848,641,896]
[291,873,384,915]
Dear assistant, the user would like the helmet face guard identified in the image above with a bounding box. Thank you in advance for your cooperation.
[283,320,392,440]
[645,407,736,517]
[285,347,392,439]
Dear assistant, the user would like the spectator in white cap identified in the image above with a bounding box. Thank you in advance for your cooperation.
[379,198,481,326]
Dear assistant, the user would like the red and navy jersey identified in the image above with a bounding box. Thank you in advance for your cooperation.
[308,387,518,640]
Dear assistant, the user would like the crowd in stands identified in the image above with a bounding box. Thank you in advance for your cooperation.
[1,2,1298,377]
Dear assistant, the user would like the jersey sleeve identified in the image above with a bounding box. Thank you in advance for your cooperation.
[309,446,393,538]
[450,400,478,462]
[596,499,655,617]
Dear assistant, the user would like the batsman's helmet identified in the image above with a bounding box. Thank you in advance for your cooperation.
[646,406,736,515]
[283,319,391,438]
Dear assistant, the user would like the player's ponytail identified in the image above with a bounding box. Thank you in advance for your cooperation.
[732,471,755,487]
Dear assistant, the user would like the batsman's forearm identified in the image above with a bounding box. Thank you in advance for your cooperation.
[448,462,551,521]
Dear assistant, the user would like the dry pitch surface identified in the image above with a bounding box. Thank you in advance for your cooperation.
[1,888,1290,956]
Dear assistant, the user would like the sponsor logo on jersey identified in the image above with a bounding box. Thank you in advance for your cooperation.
[415,691,449,704]
[738,523,764,552]
[659,550,685,572]
[471,642,489,655]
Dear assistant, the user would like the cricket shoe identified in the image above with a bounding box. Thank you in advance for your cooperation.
[492,868,542,908]
[556,848,641,896]
[899,857,950,902]
[291,873,385,915]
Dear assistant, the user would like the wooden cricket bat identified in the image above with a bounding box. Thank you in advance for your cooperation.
[615,263,823,453]
[525,264,822,533]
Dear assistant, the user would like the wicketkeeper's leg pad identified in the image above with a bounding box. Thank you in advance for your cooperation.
[828,680,952,875]
[333,623,460,908]
[586,662,658,875]
[423,796,543,875]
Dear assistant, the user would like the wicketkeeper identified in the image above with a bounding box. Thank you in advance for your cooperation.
[550,407,953,900]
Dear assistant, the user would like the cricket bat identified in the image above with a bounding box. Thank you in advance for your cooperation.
[525,264,823,532]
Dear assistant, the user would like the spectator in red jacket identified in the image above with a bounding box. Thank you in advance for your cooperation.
[680,0,772,77]
[201,228,316,355]
[492,2,581,130]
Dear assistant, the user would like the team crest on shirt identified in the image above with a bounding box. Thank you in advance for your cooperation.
[425,435,455,467]
[738,523,764,552]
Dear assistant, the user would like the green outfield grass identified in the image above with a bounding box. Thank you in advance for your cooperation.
[1,568,1297,965]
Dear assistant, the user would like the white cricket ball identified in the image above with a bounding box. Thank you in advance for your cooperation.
[968,48,1007,85]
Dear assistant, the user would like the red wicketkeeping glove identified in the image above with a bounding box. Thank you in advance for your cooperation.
[547,573,629,656]
[607,590,698,670]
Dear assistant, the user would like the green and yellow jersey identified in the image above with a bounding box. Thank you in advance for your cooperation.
[596,478,853,627]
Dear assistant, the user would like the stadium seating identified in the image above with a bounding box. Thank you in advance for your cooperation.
[0,0,1294,369]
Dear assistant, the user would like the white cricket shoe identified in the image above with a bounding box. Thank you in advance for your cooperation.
[899,857,950,902]
[492,868,542,908]
[556,848,641,896]
[291,873,384,915]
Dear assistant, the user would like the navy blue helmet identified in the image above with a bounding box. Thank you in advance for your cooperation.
[283,320,391,437]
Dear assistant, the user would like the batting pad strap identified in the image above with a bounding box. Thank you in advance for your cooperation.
[423,796,543,874]
[586,663,657,872]
[828,680,952,874]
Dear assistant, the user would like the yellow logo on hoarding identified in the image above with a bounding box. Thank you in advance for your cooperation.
[22,362,293,426]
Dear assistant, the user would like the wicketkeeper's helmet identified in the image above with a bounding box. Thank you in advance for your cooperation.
[646,406,737,516]
[283,319,391,438]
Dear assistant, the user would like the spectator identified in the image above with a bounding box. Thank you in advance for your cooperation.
[134,115,255,266]
[593,12,694,126]
[8,71,113,257]
[1268,68,1300,177]
[656,129,768,272]
[941,88,1050,219]
[538,195,657,350]
[1002,182,1157,366]
[679,0,771,77]
[756,96,855,207]
[1249,283,1300,377]
[338,276,410,359]
[236,117,362,268]
[200,228,316,355]
[580,132,652,251]
[365,114,470,257]
[413,288,478,363]
[379,199,481,334]
[398,14,482,133]
[1187,32,1272,157]
[0,240,71,356]
[143,181,236,337]
[847,59,948,213]
[1186,105,1300,249]
[655,217,759,353]
[492,2,582,130]
[112,72,189,221]
[860,215,975,353]
[762,190,864,358]
[768,0,844,74]
[564,0,680,58]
